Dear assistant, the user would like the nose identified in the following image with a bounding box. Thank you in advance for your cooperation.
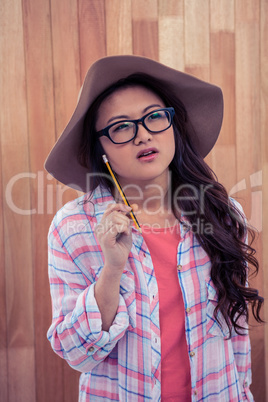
[133,122,152,145]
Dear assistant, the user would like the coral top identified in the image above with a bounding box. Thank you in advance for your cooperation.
[142,225,191,401]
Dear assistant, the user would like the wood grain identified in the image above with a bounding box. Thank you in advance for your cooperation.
[49,2,82,399]
[79,0,106,81]
[210,0,235,32]
[0,1,35,401]
[50,0,81,138]
[260,0,268,397]
[210,32,236,147]
[132,0,158,59]
[159,0,184,70]
[235,2,265,400]
[0,0,266,400]
[131,0,158,20]
[105,0,132,55]
[0,108,8,402]
[159,0,183,16]
[235,0,260,211]
[209,7,236,190]
[50,0,84,215]
[184,0,210,67]
[21,0,67,400]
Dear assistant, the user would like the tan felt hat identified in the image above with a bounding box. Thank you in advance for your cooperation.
[45,55,223,192]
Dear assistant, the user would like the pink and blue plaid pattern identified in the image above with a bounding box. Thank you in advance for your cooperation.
[47,186,253,401]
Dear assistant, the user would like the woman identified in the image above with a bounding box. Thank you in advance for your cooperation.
[45,55,263,401]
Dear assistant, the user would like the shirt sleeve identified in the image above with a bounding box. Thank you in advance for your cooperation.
[47,223,130,373]
[230,326,253,401]
[229,198,254,401]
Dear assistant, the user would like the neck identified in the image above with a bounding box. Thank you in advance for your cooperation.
[114,171,177,226]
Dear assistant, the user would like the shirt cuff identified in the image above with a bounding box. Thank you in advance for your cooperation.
[74,283,130,355]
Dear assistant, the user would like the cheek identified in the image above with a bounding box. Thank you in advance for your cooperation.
[99,138,116,162]
[99,138,128,170]
[166,131,176,157]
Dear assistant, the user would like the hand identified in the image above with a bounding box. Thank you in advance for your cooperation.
[95,203,134,272]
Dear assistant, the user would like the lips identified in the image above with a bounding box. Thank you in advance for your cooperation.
[136,148,159,159]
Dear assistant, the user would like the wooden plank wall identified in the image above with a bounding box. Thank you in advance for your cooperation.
[0,0,267,401]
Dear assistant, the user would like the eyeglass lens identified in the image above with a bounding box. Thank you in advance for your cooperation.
[109,109,172,144]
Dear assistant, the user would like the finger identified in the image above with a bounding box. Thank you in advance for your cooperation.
[102,203,132,219]
[96,211,131,237]
[99,218,131,242]
[111,220,131,236]
[106,212,131,231]
[130,203,139,212]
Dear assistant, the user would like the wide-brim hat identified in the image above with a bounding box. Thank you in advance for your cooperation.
[45,55,223,192]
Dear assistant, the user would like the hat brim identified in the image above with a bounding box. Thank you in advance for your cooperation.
[45,55,223,192]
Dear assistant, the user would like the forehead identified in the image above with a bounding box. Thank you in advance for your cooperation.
[99,85,165,113]
[95,85,166,131]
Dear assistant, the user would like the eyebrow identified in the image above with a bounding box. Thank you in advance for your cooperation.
[106,104,163,125]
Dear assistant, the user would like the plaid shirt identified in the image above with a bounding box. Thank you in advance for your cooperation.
[47,186,253,401]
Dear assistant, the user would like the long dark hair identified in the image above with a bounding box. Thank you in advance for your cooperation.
[78,73,264,336]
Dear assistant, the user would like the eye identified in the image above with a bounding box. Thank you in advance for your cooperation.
[111,122,132,133]
[148,111,165,120]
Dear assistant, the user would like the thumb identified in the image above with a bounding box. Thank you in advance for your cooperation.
[130,203,139,213]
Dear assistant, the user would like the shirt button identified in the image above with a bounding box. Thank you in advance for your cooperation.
[190,351,195,357]
[193,390,197,396]
[186,307,191,313]
[244,381,248,387]
[88,346,94,352]
[177,264,182,270]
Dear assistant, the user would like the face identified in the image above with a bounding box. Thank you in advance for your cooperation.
[96,85,175,188]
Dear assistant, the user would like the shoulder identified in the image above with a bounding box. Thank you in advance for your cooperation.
[48,186,113,246]
[51,192,94,229]
[228,197,247,224]
[229,197,244,213]
[228,197,248,244]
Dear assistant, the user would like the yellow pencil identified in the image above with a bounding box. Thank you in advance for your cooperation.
[102,154,142,233]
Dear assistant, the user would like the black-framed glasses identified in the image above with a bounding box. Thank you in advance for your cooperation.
[97,107,175,144]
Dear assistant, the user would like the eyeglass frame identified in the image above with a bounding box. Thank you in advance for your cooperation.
[96,107,175,144]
